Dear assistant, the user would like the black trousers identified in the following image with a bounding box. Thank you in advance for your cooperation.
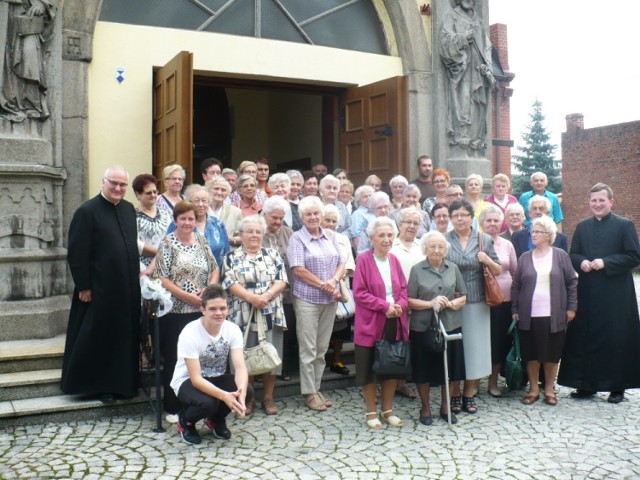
[177,374,255,423]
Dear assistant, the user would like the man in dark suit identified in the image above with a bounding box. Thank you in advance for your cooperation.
[511,195,568,258]
[61,166,142,404]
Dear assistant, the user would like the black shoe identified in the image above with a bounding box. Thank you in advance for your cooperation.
[177,414,201,445]
[204,417,231,440]
[330,362,350,375]
[440,411,458,424]
[608,391,625,404]
[570,389,596,399]
[419,414,433,426]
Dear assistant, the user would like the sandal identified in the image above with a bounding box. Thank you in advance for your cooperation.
[380,409,404,427]
[544,395,558,406]
[450,395,462,414]
[462,396,478,414]
[365,412,382,429]
[245,399,256,416]
[396,385,417,399]
[261,398,278,415]
[522,393,540,405]
[317,392,333,408]
[306,393,327,412]
[330,362,350,375]
[277,372,291,382]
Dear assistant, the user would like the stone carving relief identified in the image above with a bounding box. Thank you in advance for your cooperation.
[440,0,495,158]
[0,184,55,248]
[0,0,57,125]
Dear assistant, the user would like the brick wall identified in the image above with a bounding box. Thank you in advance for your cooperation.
[562,114,640,243]
[490,24,515,178]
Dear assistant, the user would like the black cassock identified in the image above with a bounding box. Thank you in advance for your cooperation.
[61,194,141,397]
[558,213,640,392]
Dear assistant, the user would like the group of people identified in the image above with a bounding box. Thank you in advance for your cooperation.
[61,155,640,443]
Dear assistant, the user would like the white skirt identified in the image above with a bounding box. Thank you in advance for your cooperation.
[461,302,492,380]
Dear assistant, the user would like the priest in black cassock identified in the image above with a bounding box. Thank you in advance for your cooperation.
[61,166,141,404]
[558,183,640,404]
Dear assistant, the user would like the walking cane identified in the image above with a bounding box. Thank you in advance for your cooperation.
[434,303,463,427]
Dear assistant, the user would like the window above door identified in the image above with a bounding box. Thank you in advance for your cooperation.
[99,0,389,55]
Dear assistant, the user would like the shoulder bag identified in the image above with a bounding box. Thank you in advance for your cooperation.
[372,318,411,377]
[422,307,444,353]
[478,233,505,307]
[503,319,527,390]
[243,307,282,376]
[336,279,356,320]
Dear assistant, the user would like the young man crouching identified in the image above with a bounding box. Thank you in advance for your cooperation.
[171,284,254,444]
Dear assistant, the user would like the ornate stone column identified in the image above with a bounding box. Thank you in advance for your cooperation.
[0,0,68,340]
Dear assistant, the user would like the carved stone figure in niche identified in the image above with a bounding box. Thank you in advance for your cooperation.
[440,0,495,158]
[0,0,56,123]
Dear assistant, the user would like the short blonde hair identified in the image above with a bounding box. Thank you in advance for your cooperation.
[162,164,185,180]
[420,230,450,256]
[465,173,483,187]
[492,173,511,188]
[531,215,557,244]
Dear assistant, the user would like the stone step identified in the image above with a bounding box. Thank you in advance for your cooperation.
[0,361,356,427]
[0,334,65,373]
[0,369,63,401]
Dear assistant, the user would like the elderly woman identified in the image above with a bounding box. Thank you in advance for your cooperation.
[321,204,356,377]
[422,168,451,213]
[286,170,303,204]
[485,174,519,233]
[389,184,431,239]
[301,171,319,197]
[390,207,424,400]
[223,215,288,416]
[356,192,397,256]
[349,185,375,249]
[389,175,409,209]
[268,172,302,231]
[154,201,219,414]
[500,203,525,241]
[338,179,355,215]
[205,176,242,248]
[512,216,577,406]
[262,196,296,381]
[431,202,452,234]
[445,199,501,415]
[353,217,409,429]
[233,174,263,218]
[465,174,490,228]
[319,174,351,234]
[333,168,349,180]
[287,196,346,411]
[156,164,185,215]
[408,231,467,425]
[168,185,230,268]
[365,174,382,192]
[480,204,518,397]
[133,173,171,267]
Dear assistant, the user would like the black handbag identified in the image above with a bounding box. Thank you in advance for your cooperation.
[372,319,411,377]
[423,316,444,353]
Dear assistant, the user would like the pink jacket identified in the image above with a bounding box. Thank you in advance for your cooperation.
[353,250,409,348]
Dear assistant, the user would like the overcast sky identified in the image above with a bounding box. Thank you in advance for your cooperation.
[489,0,640,158]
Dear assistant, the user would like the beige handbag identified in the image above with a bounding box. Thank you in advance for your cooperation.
[243,307,282,376]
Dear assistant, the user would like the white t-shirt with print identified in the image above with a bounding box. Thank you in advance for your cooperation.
[170,318,243,396]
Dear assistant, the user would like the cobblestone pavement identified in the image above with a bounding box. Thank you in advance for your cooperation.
[2,383,640,480]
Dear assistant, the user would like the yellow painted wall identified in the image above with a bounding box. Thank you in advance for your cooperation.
[88,21,403,198]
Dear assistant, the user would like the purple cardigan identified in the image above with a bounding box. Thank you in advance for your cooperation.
[352,250,409,348]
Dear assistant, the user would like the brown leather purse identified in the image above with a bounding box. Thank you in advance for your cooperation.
[478,233,505,307]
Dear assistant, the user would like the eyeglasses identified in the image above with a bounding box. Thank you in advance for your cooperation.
[451,213,471,220]
[403,221,420,226]
[104,178,128,189]
[434,214,449,220]
[433,179,448,184]
[165,176,184,182]
[142,190,158,196]
[530,230,548,235]
[191,199,209,205]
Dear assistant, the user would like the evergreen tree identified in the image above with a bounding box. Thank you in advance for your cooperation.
[512,100,561,195]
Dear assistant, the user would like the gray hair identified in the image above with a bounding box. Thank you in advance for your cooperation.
[505,202,525,216]
[529,195,552,214]
[183,184,208,201]
[389,175,409,188]
[402,184,421,197]
[531,171,548,182]
[354,185,374,206]
[237,173,257,188]
[478,203,504,225]
[366,216,395,238]
[286,169,304,183]
[221,168,237,177]
[319,174,340,192]
[268,172,291,190]
[205,176,232,197]
[465,173,483,187]
[239,214,267,234]
[321,203,340,218]
[396,207,422,226]
[367,191,390,210]
[420,230,450,256]
[262,195,291,215]
[531,215,557,244]
[298,195,323,216]
[103,165,130,181]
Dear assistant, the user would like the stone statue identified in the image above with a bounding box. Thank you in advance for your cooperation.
[440,0,495,158]
[0,0,56,123]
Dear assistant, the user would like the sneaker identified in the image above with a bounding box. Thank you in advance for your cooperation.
[165,413,179,424]
[177,414,201,445]
[204,417,231,440]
